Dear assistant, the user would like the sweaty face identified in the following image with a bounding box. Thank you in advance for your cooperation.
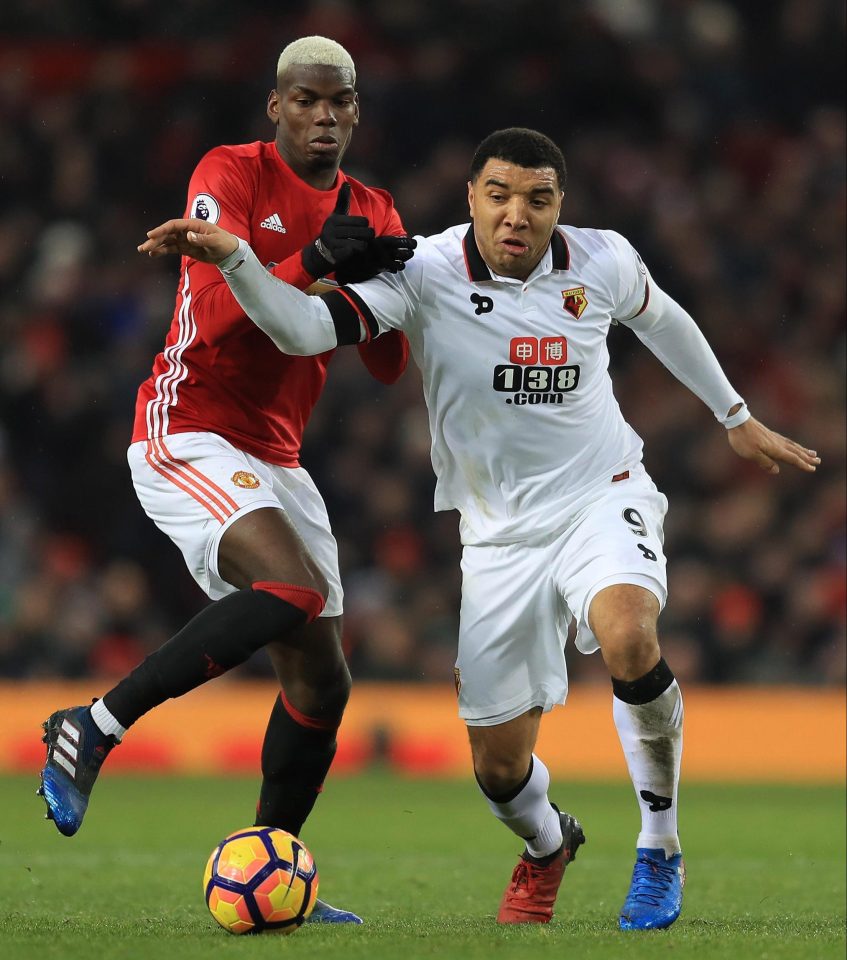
[467,159,563,280]
[268,64,359,185]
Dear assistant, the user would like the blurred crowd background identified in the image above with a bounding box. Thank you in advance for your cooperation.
[0,0,844,688]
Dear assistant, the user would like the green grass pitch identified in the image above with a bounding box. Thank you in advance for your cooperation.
[0,773,844,959]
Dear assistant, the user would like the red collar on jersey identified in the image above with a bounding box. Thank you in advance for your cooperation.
[461,223,570,282]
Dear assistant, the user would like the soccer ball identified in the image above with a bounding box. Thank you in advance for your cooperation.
[203,826,319,934]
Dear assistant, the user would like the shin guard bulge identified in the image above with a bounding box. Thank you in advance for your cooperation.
[255,689,341,836]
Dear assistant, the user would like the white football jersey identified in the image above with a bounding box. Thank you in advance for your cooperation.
[345,223,655,544]
[342,224,662,544]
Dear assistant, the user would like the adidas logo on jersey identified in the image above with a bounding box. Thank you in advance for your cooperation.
[260,213,287,233]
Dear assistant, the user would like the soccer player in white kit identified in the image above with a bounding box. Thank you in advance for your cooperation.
[139,128,820,929]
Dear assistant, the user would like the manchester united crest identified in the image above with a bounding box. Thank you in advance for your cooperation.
[231,471,260,489]
[562,286,588,319]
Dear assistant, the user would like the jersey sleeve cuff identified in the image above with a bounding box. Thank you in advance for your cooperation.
[719,402,751,429]
[218,237,249,273]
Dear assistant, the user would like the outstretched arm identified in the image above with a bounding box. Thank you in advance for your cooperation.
[140,224,415,356]
[138,217,240,263]
[140,223,344,353]
[623,283,820,475]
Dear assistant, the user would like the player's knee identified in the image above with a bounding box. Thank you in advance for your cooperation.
[315,658,352,713]
[272,621,351,716]
[283,661,350,721]
[329,664,352,713]
[600,621,660,681]
[474,754,530,798]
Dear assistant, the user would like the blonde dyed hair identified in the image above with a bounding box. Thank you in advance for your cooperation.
[277,36,356,84]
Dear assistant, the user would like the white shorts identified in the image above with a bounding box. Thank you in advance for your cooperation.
[456,465,668,725]
[127,432,343,614]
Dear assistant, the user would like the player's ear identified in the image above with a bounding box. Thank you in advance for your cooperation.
[267,88,280,125]
[467,180,475,218]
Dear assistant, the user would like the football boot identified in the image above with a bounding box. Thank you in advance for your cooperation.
[496,808,585,923]
[306,898,364,924]
[618,847,685,930]
[37,704,119,836]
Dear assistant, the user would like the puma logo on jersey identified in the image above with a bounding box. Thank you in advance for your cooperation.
[260,213,287,233]
[470,293,494,315]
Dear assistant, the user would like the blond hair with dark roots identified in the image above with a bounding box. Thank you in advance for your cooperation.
[276,36,356,84]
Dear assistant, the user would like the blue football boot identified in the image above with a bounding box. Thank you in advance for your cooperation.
[306,899,363,924]
[619,847,685,930]
[37,705,119,837]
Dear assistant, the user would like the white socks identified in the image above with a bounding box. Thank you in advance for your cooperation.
[90,698,127,740]
[480,754,563,859]
[613,679,683,856]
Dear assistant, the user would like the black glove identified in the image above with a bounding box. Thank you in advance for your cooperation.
[301,181,375,279]
[335,235,417,284]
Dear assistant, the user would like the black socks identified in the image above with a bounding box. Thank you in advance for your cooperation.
[254,692,340,836]
[103,586,313,728]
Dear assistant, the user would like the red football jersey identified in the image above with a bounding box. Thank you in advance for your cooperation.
[133,141,405,466]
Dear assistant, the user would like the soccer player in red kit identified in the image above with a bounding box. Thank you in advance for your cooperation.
[37,36,414,924]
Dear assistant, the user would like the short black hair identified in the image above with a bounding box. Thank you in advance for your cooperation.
[470,128,566,192]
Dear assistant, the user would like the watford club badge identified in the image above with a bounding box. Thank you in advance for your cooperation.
[562,287,588,319]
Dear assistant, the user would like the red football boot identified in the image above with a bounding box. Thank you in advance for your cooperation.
[496,809,585,924]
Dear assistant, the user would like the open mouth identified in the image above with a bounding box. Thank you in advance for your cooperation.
[500,237,528,254]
